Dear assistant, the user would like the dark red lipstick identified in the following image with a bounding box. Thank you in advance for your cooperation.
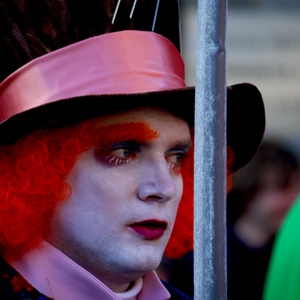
[130,220,167,239]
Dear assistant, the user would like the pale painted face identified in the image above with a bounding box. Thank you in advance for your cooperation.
[47,107,192,292]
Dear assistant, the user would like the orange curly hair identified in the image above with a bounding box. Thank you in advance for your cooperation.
[0,117,233,259]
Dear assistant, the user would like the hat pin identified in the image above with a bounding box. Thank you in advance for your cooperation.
[112,0,161,31]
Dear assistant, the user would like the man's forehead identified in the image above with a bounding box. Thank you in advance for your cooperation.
[94,106,187,126]
[92,106,192,143]
[92,122,159,147]
[93,121,192,151]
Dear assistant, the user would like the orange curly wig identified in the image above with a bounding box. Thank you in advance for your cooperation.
[0,117,233,259]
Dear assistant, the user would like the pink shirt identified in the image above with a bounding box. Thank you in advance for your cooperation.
[3,240,170,300]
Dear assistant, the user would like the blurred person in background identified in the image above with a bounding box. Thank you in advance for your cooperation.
[227,141,300,300]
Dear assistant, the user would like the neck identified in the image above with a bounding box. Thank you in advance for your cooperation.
[102,279,132,293]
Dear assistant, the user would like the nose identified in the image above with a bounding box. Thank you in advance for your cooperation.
[137,159,180,203]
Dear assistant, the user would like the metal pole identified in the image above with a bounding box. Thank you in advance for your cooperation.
[194,0,227,299]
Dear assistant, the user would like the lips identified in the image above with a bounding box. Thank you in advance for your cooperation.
[130,220,167,239]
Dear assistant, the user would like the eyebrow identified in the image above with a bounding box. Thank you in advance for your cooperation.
[94,122,159,147]
[169,140,193,152]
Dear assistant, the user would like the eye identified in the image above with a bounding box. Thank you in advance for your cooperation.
[110,146,138,161]
[168,152,185,165]
[166,151,187,173]
[95,142,140,165]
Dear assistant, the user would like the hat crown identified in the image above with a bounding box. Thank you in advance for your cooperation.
[0,0,181,82]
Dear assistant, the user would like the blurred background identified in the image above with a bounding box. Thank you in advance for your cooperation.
[180,0,300,157]
[157,2,300,298]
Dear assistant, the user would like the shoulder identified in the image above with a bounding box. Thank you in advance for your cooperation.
[161,280,193,300]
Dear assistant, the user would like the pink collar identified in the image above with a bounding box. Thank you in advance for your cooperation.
[3,240,170,300]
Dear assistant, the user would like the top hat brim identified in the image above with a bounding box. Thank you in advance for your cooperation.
[0,83,265,172]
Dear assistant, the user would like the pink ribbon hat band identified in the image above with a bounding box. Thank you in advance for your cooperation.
[0,30,186,125]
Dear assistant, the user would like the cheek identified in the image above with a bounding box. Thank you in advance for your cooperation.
[169,176,184,220]
[53,185,123,245]
[66,165,138,223]
[176,175,184,202]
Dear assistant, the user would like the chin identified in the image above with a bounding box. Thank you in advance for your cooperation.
[129,250,164,273]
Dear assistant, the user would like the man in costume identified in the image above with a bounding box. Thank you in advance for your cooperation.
[0,0,265,299]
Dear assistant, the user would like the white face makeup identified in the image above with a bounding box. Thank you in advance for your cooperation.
[46,107,192,292]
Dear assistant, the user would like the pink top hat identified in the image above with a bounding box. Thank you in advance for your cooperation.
[0,0,265,171]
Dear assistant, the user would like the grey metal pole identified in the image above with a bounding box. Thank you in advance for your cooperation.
[194,0,227,299]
